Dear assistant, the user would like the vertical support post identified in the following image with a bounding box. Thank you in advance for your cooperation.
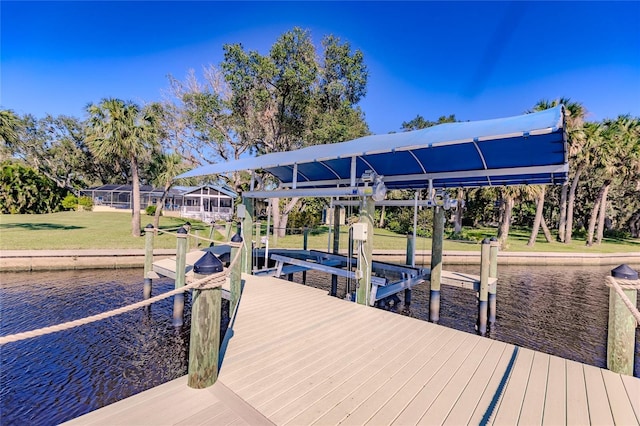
[488,237,499,325]
[404,233,415,307]
[188,275,221,388]
[429,206,444,323]
[255,221,261,249]
[331,207,340,296]
[303,227,309,285]
[607,265,638,375]
[478,238,491,336]
[143,223,154,300]
[230,226,243,314]
[224,221,232,241]
[356,197,374,306]
[173,227,188,327]
[241,197,253,275]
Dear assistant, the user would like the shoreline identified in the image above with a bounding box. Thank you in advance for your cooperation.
[1,249,639,272]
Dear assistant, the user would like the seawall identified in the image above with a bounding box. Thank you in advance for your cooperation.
[1,249,638,272]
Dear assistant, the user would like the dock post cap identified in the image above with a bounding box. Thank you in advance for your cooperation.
[177,227,188,235]
[482,238,491,244]
[231,231,243,243]
[194,251,224,274]
[489,236,498,242]
[145,223,154,229]
[611,264,639,280]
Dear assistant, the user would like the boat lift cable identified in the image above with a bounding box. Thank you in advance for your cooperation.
[0,241,244,346]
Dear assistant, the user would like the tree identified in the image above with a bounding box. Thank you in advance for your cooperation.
[586,115,640,245]
[86,99,159,237]
[0,109,21,159]
[528,98,586,244]
[401,114,457,131]
[221,27,369,237]
[147,151,188,230]
[0,161,65,214]
[526,185,553,246]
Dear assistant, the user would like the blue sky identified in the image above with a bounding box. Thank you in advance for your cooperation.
[2,1,639,134]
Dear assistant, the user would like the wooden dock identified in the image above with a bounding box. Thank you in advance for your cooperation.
[66,273,639,425]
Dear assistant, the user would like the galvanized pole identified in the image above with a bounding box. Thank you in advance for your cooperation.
[405,233,415,307]
[173,227,188,327]
[143,223,154,300]
[429,206,444,323]
[488,237,499,326]
[607,264,638,375]
[356,197,374,306]
[241,198,253,275]
[478,238,491,336]
[303,226,309,286]
[331,207,340,296]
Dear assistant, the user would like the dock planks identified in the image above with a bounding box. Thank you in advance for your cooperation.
[66,273,640,425]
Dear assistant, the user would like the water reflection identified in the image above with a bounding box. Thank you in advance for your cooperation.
[1,264,638,425]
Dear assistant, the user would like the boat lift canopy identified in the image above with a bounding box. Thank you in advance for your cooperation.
[177,105,567,198]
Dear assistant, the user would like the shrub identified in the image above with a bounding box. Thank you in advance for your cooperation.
[78,196,93,211]
[62,194,78,210]
[145,205,157,216]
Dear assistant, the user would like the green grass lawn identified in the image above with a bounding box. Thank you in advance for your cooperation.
[1,211,639,253]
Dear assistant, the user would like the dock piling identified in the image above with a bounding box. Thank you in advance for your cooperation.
[188,253,223,389]
[143,223,154,300]
[240,198,253,275]
[173,226,188,327]
[488,236,499,326]
[356,198,374,305]
[303,227,309,286]
[606,264,638,375]
[331,208,340,296]
[429,206,444,323]
[405,234,415,308]
[230,225,243,314]
[478,238,491,336]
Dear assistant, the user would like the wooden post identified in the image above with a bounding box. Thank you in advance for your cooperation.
[405,234,415,307]
[488,237,499,325]
[224,221,232,241]
[429,206,444,323]
[230,226,243,314]
[607,265,638,375]
[241,198,253,274]
[188,273,221,388]
[356,197,374,305]
[143,223,154,300]
[173,227,188,327]
[478,238,491,336]
[331,207,340,296]
[303,227,309,285]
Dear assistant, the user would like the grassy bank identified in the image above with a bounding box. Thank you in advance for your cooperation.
[1,211,639,253]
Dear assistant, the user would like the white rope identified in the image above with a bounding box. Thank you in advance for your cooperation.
[605,276,640,326]
[0,240,244,345]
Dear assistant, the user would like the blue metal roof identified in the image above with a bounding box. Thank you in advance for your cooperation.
[178,106,567,195]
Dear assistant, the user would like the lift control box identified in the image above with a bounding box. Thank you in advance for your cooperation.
[352,223,368,241]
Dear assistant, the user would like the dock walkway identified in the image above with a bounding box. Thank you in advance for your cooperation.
[67,273,639,425]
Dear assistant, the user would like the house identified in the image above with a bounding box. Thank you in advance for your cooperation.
[81,183,237,222]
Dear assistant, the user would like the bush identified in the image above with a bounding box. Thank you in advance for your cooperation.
[62,194,78,210]
[78,196,93,211]
[145,205,157,216]
[61,194,93,211]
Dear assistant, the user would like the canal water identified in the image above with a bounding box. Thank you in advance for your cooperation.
[1,264,639,424]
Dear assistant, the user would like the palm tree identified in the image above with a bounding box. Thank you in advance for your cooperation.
[0,109,21,160]
[529,98,586,243]
[150,152,187,230]
[526,185,553,246]
[496,186,520,249]
[86,99,158,237]
[587,115,640,245]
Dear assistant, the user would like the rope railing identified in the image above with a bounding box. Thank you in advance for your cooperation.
[0,240,244,345]
[605,275,640,326]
